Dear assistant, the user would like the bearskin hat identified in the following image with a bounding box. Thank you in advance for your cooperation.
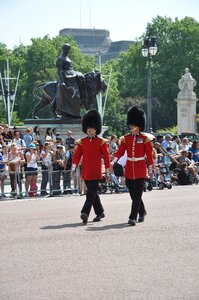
[127,106,146,131]
[82,110,102,135]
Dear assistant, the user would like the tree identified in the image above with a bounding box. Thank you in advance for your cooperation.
[116,16,199,131]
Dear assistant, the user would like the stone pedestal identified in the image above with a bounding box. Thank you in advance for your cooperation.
[175,93,198,135]
[176,68,198,135]
[18,118,108,141]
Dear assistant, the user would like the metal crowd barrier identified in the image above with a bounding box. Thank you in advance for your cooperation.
[0,164,81,200]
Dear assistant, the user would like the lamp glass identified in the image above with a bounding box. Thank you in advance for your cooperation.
[142,48,148,57]
[149,46,157,56]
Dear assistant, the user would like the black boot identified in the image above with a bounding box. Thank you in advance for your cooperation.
[93,212,105,222]
[138,212,147,223]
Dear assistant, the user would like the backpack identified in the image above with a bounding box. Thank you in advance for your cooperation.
[66,152,72,170]
[29,182,38,197]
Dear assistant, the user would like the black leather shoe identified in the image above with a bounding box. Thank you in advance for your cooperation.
[128,219,136,226]
[93,212,105,222]
[80,213,88,225]
[138,212,147,223]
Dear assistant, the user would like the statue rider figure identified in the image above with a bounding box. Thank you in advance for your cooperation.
[56,44,83,94]
[54,44,84,118]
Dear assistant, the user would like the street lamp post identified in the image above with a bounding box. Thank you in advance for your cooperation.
[141,36,157,132]
[0,59,20,126]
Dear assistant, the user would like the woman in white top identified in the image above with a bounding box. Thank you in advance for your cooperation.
[25,143,40,196]
[179,137,191,152]
[8,143,25,197]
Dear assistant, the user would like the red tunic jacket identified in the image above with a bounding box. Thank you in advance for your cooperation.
[114,133,153,180]
[72,136,110,180]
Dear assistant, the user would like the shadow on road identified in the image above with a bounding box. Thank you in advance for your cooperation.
[86,223,129,231]
[40,222,130,231]
[40,222,83,229]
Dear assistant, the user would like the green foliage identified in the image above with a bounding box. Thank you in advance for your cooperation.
[156,126,177,134]
[0,102,6,124]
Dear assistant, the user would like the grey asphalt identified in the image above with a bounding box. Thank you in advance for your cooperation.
[0,185,199,300]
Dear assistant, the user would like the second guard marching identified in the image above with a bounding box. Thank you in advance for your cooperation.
[112,106,154,226]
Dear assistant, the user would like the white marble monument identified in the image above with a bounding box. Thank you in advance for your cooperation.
[175,68,198,134]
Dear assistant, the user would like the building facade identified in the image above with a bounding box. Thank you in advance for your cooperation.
[59,28,135,63]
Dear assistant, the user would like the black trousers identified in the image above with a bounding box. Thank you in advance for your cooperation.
[9,172,22,193]
[41,166,49,194]
[125,178,146,220]
[81,180,104,217]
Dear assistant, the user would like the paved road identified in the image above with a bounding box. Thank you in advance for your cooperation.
[0,185,199,300]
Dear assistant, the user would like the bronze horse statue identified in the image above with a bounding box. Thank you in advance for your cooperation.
[32,71,107,119]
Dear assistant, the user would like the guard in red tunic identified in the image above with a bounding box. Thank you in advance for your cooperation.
[72,110,110,224]
[112,106,154,226]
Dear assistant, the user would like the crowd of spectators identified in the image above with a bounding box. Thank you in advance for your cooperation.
[0,125,78,199]
[0,127,199,200]
[152,134,199,185]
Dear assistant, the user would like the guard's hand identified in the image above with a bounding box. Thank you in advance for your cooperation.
[149,172,153,180]
[61,82,65,86]
[71,170,76,177]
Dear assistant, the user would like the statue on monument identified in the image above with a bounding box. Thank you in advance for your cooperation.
[32,44,107,119]
[178,68,196,93]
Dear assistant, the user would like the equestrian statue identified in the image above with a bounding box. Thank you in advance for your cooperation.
[32,44,107,119]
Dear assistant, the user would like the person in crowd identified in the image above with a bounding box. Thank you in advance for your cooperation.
[172,149,199,181]
[171,135,181,154]
[112,106,154,226]
[156,134,164,145]
[32,126,41,145]
[65,130,75,150]
[0,144,8,198]
[25,143,40,197]
[161,134,172,151]
[12,130,26,153]
[55,132,64,144]
[8,143,25,198]
[63,144,75,194]
[71,110,110,225]
[179,137,190,152]
[35,142,42,155]
[109,135,118,158]
[0,125,5,146]
[52,144,64,195]
[52,128,58,142]
[171,162,192,185]
[2,124,14,145]
[40,142,53,196]
[163,146,175,167]
[45,135,52,143]
[175,149,192,165]
[52,135,65,152]
[112,150,127,186]
[45,128,52,140]
[23,127,33,150]
[188,140,199,164]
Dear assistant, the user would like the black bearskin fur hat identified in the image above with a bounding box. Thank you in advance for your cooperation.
[82,109,102,135]
[127,106,146,131]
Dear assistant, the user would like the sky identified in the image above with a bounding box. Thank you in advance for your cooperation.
[1,0,199,49]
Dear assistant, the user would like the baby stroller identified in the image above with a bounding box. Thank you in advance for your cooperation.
[98,173,121,194]
[158,165,172,189]
[144,164,172,191]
